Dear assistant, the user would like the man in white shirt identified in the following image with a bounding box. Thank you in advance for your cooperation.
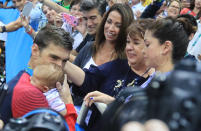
[131,0,146,19]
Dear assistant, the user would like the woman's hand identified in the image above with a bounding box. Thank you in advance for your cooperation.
[75,17,87,36]
[84,91,115,107]
[0,119,4,130]
[54,13,63,27]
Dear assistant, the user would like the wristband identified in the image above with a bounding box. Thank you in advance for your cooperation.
[1,26,6,33]
[26,25,33,35]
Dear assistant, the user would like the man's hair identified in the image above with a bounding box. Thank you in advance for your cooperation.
[69,0,82,9]
[33,63,64,88]
[33,25,73,51]
[80,0,107,16]
[147,17,191,63]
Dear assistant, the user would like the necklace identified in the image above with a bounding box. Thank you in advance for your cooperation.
[127,67,151,86]
[113,67,151,96]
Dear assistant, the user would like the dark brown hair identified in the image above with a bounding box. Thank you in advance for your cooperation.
[127,19,155,40]
[93,3,134,59]
[147,17,192,63]
[34,25,73,51]
[69,0,81,9]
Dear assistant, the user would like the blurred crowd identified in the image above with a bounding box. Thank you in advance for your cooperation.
[0,0,201,130]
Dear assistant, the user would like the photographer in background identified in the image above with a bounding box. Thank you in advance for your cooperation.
[0,21,7,86]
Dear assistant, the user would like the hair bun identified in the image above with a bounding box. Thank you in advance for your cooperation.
[176,17,196,37]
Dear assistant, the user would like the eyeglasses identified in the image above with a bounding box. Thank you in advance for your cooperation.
[169,5,180,10]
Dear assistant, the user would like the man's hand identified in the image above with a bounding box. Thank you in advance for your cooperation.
[56,74,73,104]
[20,14,30,28]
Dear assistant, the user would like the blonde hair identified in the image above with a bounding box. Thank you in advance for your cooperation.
[112,0,129,3]
[109,0,129,6]
[33,64,64,88]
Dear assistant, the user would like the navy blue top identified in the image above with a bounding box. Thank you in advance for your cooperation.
[74,59,149,97]
[73,59,149,129]
[0,71,25,124]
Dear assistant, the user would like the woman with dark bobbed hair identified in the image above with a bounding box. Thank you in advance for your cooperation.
[143,16,192,73]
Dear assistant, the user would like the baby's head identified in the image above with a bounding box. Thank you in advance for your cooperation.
[31,63,64,91]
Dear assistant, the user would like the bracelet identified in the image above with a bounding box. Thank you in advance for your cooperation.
[1,26,6,33]
[25,25,33,35]
[27,27,33,35]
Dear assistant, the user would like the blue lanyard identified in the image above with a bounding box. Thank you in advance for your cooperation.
[25,66,33,76]
[140,72,155,88]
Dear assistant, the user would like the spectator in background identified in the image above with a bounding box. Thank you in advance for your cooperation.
[106,0,129,11]
[71,0,106,56]
[83,16,195,111]
[0,1,3,7]
[72,3,134,110]
[61,0,72,10]
[186,16,201,61]
[0,0,46,33]
[141,0,181,19]
[62,0,87,50]
[180,0,201,19]
[181,0,191,8]
[0,21,7,86]
[0,0,14,8]
[158,0,181,18]
[74,3,133,69]
[91,17,195,131]
[130,0,150,19]
[143,17,192,73]
[42,5,56,25]
[83,19,155,107]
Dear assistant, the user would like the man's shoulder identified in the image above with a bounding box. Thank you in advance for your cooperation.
[12,73,48,118]
[7,70,26,89]
[13,73,41,95]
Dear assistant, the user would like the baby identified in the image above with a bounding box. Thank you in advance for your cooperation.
[30,63,67,115]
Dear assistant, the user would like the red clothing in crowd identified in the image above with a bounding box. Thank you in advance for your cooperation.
[180,8,197,17]
[12,72,77,131]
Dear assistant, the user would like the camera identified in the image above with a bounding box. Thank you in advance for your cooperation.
[145,58,201,131]
[2,108,69,131]
[114,58,201,131]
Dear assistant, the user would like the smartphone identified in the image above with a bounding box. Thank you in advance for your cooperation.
[62,13,78,27]
[22,1,33,17]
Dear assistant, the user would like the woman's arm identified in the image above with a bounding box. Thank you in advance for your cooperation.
[140,0,165,18]
[40,0,69,13]
[63,61,85,86]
